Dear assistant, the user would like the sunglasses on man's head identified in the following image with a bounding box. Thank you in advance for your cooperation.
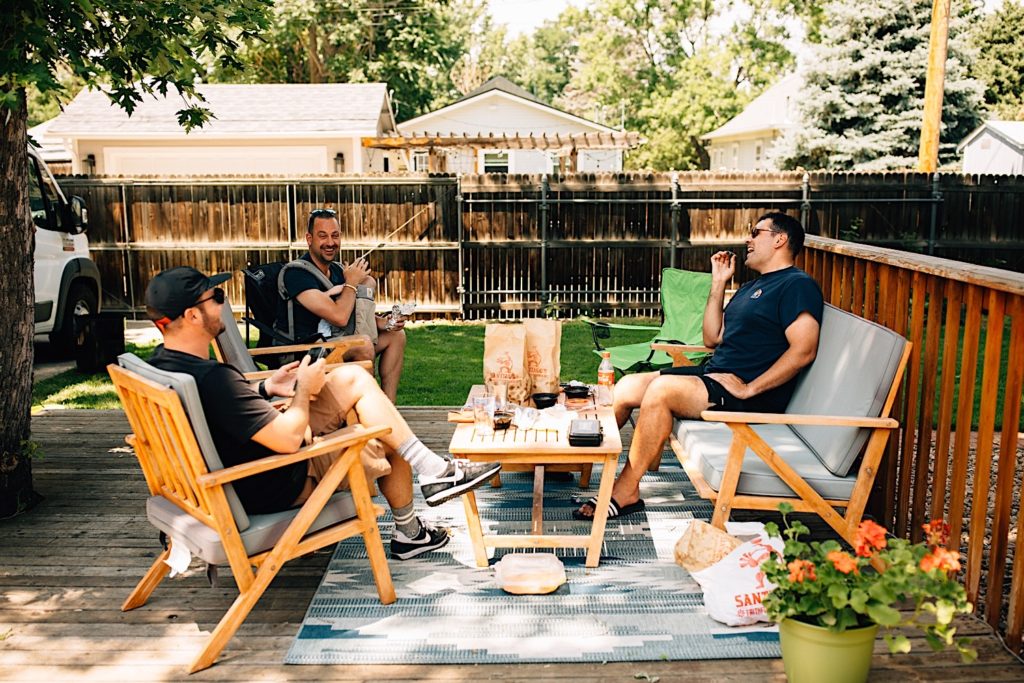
[193,287,225,307]
[309,208,337,218]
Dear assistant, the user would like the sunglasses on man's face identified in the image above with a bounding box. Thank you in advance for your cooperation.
[750,227,780,239]
[193,287,225,307]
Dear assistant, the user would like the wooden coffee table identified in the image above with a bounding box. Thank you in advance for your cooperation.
[448,392,622,568]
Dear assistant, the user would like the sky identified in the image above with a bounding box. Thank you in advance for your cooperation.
[487,0,573,37]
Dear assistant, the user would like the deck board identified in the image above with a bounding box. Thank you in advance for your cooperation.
[0,408,1018,681]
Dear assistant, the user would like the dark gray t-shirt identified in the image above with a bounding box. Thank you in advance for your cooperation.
[277,254,355,342]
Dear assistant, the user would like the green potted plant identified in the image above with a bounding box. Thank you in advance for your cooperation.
[761,503,976,683]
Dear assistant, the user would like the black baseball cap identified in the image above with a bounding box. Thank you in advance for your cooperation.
[145,266,231,322]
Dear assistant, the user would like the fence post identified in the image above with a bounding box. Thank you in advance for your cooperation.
[287,183,297,253]
[800,172,811,233]
[456,174,465,318]
[121,182,137,318]
[539,174,549,307]
[670,172,680,269]
[928,172,941,256]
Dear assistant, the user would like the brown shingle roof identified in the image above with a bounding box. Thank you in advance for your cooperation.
[47,83,392,136]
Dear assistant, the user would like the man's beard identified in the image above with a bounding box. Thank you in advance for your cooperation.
[199,307,226,338]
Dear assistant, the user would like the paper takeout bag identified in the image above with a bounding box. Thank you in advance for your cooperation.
[674,519,744,573]
[484,323,531,403]
[524,319,561,394]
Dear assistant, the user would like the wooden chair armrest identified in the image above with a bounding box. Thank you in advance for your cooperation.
[247,335,373,357]
[699,410,899,429]
[196,423,391,488]
[240,360,371,383]
[650,342,714,354]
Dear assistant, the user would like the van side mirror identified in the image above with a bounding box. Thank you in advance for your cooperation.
[65,195,88,234]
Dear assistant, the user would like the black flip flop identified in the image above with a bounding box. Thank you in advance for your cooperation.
[572,496,646,521]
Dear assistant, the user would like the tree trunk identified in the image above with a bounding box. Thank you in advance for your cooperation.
[0,87,39,519]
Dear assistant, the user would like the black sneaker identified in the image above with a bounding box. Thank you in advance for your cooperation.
[420,459,502,507]
[390,522,450,560]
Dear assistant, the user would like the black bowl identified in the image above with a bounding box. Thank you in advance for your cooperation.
[532,392,558,409]
[563,384,591,399]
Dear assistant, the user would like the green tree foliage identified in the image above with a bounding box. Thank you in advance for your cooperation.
[775,0,984,170]
[213,0,484,120]
[0,0,272,517]
[972,0,1024,120]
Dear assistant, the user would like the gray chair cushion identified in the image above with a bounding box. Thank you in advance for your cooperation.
[216,297,259,374]
[785,305,907,476]
[117,353,250,531]
[146,490,357,566]
[676,420,857,500]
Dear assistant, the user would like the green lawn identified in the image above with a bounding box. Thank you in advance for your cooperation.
[32,319,659,411]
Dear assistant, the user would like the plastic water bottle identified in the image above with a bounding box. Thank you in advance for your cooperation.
[597,351,615,406]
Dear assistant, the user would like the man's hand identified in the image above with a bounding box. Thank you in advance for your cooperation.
[705,372,754,399]
[710,251,736,286]
[295,354,328,397]
[263,360,300,398]
[376,315,405,332]
[342,257,371,286]
[324,284,346,299]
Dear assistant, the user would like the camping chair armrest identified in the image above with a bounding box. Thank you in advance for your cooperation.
[699,410,899,429]
[246,335,373,357]
[196,423,392,488]
[579,316,661,332]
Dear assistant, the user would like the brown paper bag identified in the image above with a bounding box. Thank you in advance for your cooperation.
[674,520,743,573]
[484,323,531,403]
[524,319,561,394]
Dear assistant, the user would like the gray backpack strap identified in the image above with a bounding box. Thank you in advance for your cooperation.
[276,259,342,342]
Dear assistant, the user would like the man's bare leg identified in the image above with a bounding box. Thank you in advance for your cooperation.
[577,375,712,518]
[374,328,406,402]
[317,365,418,450]
[612,371,661,428]
[376,454,413,509]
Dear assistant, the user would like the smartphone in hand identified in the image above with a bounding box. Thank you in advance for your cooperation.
[305,346,329,363]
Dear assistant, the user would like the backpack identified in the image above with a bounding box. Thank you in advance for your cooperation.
[241,260,333,348]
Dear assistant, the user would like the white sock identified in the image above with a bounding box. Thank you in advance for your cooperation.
[396,436,450,478]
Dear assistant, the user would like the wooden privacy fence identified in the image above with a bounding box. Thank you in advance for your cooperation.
[800,235,1024,652]
[57,171,1024,319]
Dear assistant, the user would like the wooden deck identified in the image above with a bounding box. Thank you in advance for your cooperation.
[1,408,1021,682]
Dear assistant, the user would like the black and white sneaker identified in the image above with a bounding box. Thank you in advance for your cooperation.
[420,459,502,507]
[390,522,450,560]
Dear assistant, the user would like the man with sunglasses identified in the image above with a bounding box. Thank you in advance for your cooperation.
[279,208,407,402]
[574,212,823,521]
[145,267,501,560]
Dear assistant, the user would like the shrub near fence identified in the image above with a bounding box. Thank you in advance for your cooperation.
[56,170,1024,318]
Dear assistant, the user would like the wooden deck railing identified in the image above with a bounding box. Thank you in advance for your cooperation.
[799,236,1024,651]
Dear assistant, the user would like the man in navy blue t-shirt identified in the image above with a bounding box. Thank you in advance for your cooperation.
[575,212,824,521]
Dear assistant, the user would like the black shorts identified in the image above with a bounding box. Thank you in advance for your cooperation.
[659,365,790,413]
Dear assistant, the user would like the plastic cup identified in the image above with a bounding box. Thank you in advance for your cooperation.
[473,395,496,435]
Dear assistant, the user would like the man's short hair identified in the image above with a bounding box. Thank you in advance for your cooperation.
[757,211,805,257]
[307,208,338,233]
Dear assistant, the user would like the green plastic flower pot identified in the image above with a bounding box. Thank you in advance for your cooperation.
[779,618,879,683]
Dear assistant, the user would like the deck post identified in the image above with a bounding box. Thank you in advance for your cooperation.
[669,172,680,269]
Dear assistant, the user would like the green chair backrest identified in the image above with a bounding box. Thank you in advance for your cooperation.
[656,268,711,344]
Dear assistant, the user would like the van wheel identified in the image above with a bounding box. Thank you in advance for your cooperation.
[50,282,97,357]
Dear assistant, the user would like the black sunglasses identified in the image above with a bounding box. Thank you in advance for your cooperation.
[193,287,225,307]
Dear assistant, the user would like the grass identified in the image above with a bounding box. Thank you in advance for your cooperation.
[31,320,660,410]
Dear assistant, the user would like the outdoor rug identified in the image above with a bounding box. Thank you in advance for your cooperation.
[286,459,780,664]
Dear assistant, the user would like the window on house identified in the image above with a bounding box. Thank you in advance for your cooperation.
[411,150,429,172]
[483,150,509,173]
[731,144,739,167]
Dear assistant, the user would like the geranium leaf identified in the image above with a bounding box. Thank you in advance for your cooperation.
[884,633,911,654]
[935,600,956,625]
[849,589,868,612]
[866,604,901,626]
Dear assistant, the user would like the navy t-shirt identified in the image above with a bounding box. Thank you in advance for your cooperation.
[148,345,307,514]
[277,254,351,342]
[705,266,824,396]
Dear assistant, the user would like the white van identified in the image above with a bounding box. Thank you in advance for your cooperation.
[28,145,101,352]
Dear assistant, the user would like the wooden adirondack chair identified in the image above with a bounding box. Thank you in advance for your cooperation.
[109,354,396,673]
[666,305,912,560]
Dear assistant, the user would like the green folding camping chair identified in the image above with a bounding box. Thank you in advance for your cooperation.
[583,268,712,376]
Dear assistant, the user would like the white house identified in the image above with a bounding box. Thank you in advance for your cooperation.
[367,77,642,174]
[702,74,801,172]
[957,121,1024,174]
[43,84,398,176]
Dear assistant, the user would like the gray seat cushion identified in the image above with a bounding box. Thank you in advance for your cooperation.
[676,420,857,500]
[786,305,907,476]
[146,491,357,566]
[117,353,250,531]
[216,296,259,374]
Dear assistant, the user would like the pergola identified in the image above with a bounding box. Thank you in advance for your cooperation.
[362,131,646,173]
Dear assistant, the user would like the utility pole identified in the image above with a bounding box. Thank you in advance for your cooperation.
[917,0,951,172]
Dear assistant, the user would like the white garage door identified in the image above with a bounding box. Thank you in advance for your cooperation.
[102,146,329,175]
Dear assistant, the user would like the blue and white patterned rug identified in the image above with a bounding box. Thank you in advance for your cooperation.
[286,460,780,664]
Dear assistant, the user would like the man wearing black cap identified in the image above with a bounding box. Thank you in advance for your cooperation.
[144,267,500,560]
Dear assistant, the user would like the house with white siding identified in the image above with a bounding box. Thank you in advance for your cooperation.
[702,74,800,172]
[958,121,1024,174]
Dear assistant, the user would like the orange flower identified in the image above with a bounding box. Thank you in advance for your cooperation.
[923,519,950,547]
[827,550,859,574]
[788,559,817,583]
[921,547,961,573]
[854,520,888,557]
